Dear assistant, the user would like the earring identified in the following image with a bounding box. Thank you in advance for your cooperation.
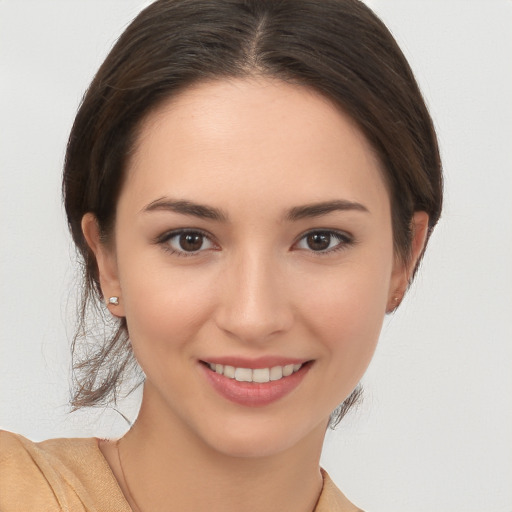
[108,296,120,306]
[386,295,401,313]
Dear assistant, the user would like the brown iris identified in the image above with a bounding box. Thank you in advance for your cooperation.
[306,232,332,251]
[179,232,204,251]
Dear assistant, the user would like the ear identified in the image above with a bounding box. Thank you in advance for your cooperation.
[387,211,429,312]
[81,213,125,317]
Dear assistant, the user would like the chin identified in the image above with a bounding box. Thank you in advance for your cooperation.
[195,412,327,460]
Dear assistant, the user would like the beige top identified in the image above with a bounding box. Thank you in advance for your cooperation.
[0,430,362,511]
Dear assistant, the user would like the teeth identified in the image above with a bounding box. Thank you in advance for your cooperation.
[223,365,235,378]
[252,368,270,383]
[234,367,252,382]
[207,362,303,383]
[282,364,294,377]
[269,366,283,381]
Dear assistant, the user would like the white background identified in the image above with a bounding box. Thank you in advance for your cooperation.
[1,1,511,511]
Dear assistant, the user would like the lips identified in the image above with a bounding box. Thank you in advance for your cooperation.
[200,359,312,406]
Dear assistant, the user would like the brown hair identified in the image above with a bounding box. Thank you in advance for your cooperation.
[63,0,442,425]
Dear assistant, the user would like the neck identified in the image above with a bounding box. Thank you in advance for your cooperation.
[117,383,325,512]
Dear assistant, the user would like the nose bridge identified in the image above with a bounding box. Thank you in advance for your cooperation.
[215,246,292,343]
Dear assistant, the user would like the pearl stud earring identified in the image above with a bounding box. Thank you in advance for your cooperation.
[108,296,120,306]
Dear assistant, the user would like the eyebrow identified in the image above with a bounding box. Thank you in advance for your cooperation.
[286,200,369,221]
[142,198,228,221]
[142,197,369,222]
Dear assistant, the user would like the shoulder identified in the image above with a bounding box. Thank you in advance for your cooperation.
[315,468,365,512]
[0,430,129,512]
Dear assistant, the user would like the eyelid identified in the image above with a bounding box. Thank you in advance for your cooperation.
[153,227,353,256]
[155,228,219,256]
[292,228,354,254]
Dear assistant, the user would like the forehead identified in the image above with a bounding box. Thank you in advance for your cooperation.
[123,78,389,217]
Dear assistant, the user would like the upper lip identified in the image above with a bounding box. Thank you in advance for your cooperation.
[200,356,311,369]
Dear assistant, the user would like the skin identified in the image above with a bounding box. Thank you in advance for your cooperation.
[83,78,428,512]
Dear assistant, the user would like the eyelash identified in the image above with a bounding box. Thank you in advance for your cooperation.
[155,229,354,257]
[294,229,354,255]
[155,229,218,257]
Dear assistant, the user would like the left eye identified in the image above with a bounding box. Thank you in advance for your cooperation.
[295,230,351,252]
[163,230,215,254]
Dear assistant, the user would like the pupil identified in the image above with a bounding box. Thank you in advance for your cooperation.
[307,233,330,251]
[180,233,203,251]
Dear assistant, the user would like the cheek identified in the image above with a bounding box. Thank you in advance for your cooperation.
[296,258,391,368]
[117,251,217,358]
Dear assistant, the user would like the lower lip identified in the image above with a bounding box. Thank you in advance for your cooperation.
[201,362,311,407]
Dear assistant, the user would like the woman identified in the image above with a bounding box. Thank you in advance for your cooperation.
[0,0,442,510]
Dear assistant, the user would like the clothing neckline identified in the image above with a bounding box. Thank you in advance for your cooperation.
[92,437,132,508]
[90,436,355,512]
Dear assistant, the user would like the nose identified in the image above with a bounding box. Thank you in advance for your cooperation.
[214,251,294,344]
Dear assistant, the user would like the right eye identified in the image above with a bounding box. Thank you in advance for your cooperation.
[159,230,216,256]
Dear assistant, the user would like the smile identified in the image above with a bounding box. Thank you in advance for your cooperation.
[206,362,303,383]
[201,359,312,406]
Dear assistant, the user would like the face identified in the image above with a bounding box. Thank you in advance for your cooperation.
[86,78,422,458]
